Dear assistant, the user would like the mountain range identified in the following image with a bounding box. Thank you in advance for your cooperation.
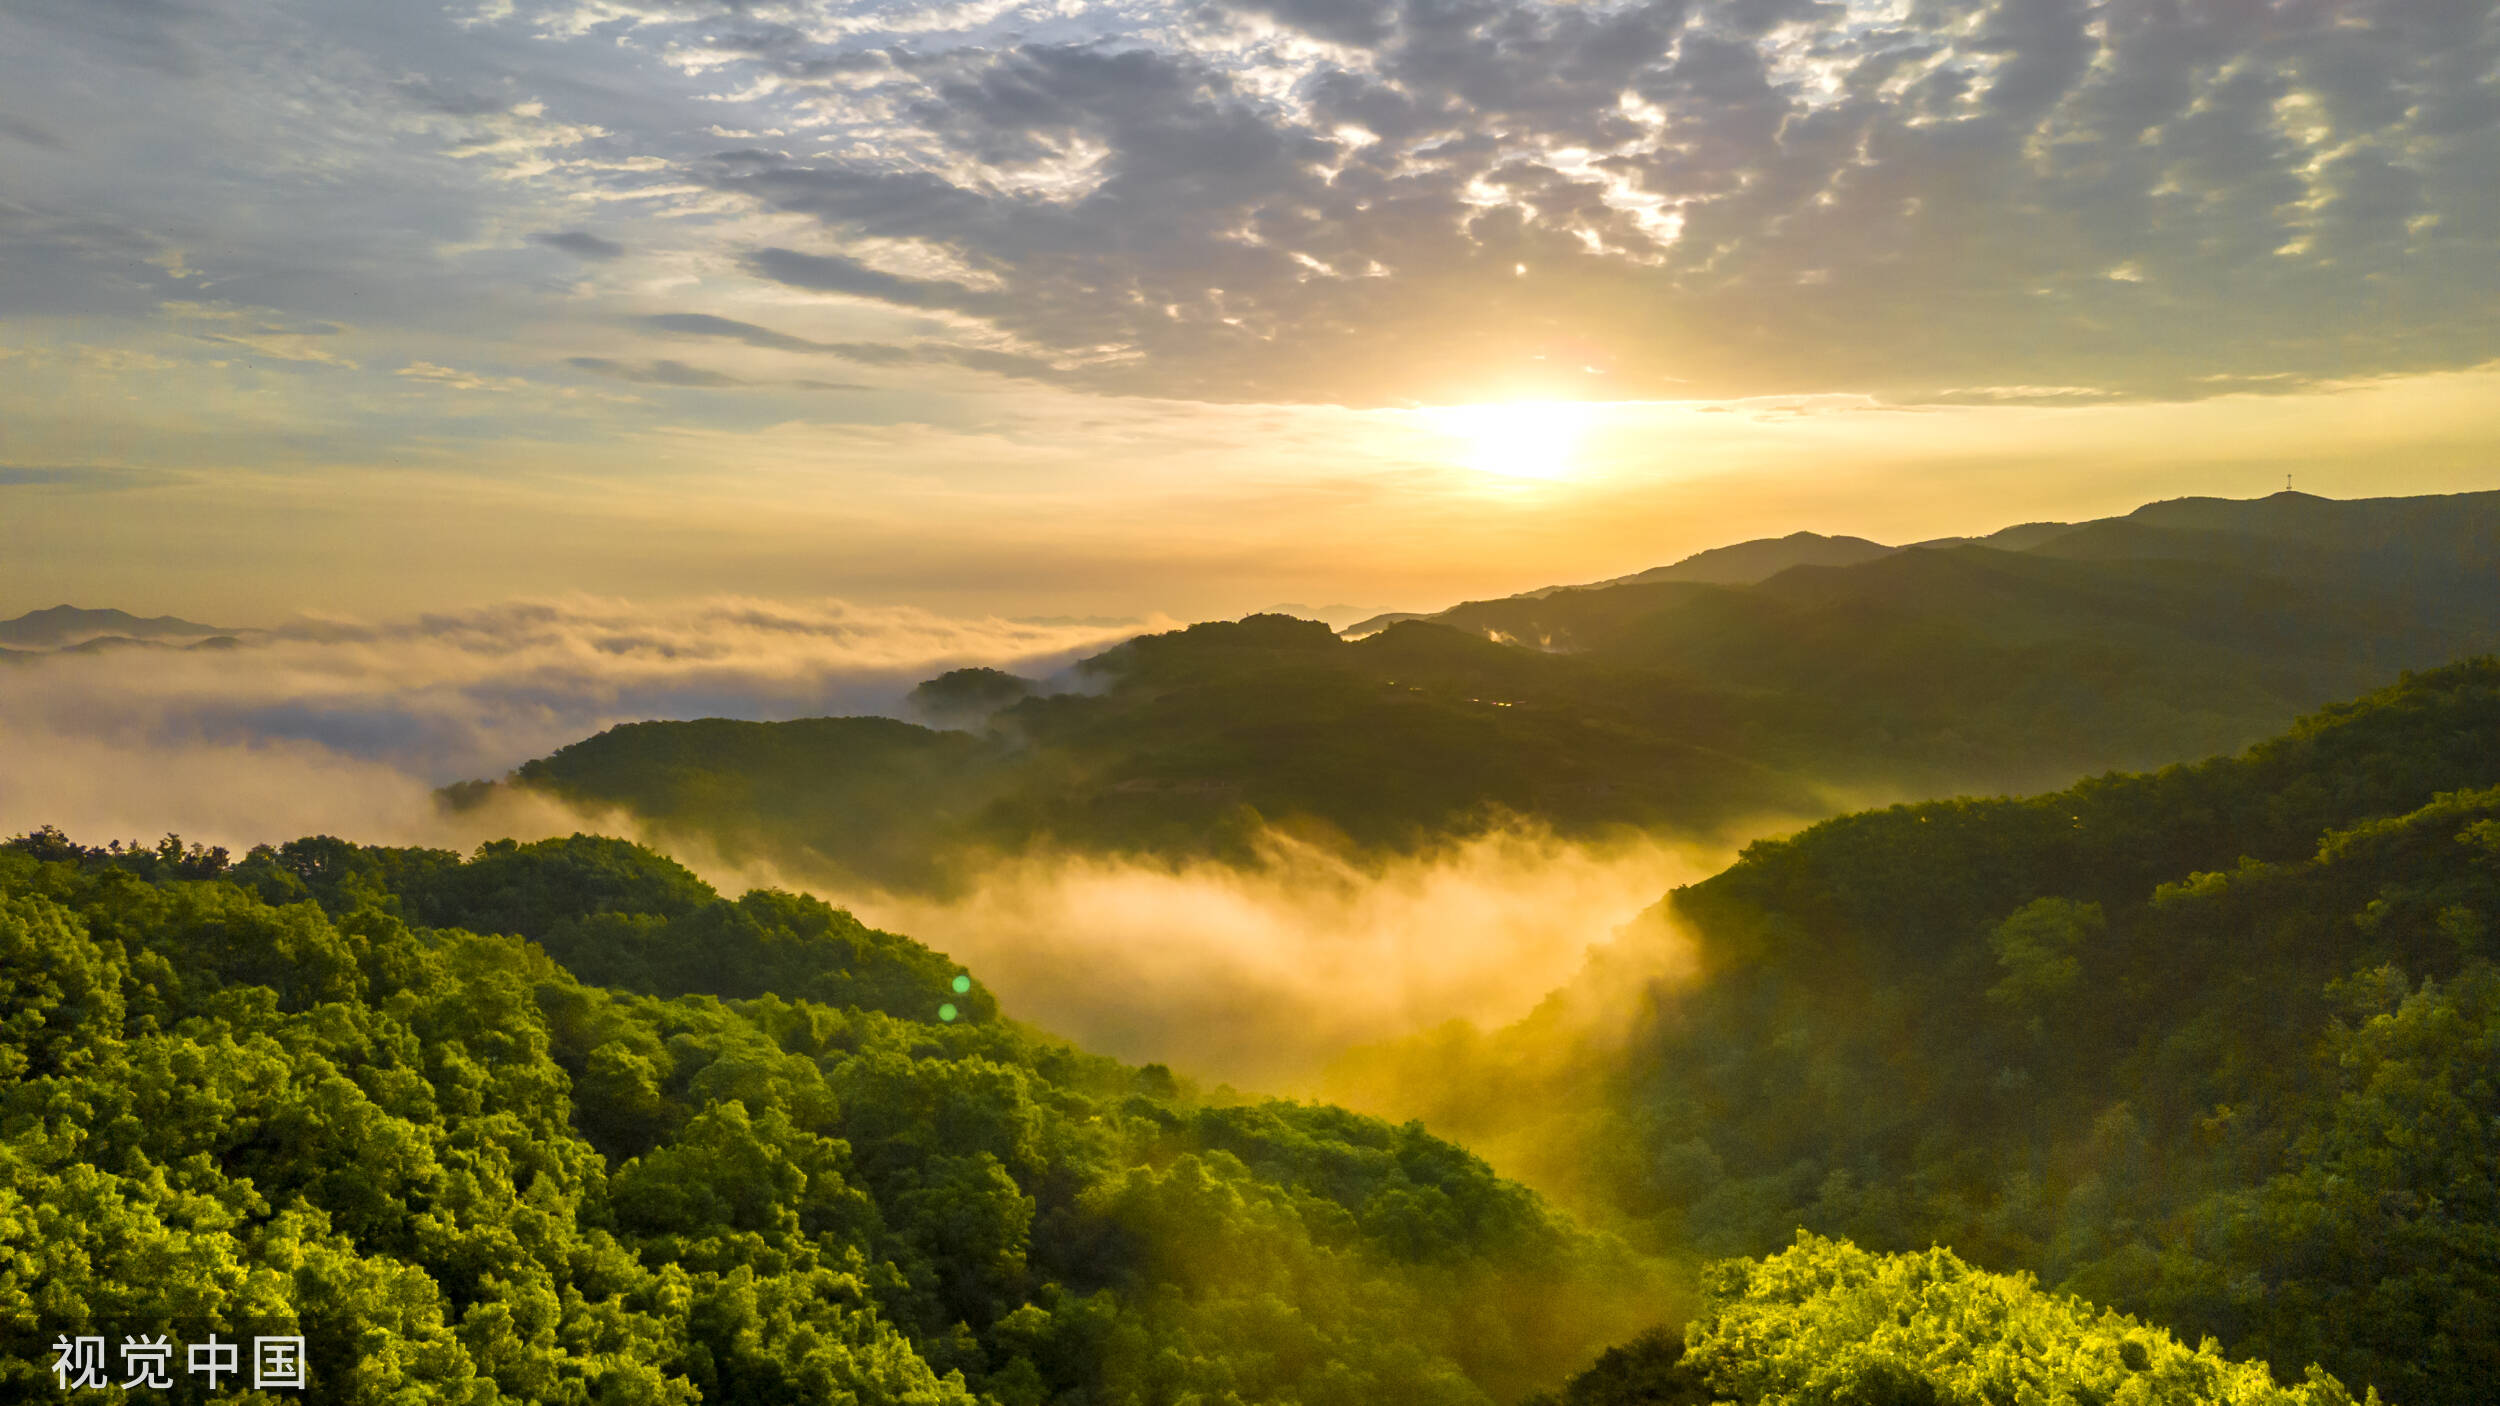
[483,489,2500,893]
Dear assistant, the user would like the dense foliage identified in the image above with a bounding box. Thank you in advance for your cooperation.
[492,494,2500,892]
[1394,659,2500,1406]
[1537,1235,2367,1406]
[0,832,1662,1403]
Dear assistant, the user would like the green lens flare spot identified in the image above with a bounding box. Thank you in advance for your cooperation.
[938,1003,959,1022]
[951,974,972,994]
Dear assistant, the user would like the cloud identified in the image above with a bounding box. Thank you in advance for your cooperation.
[6,0,207,78]
[742,246,997,312]
[0,597,1145,842]
[530,228,627,259]
[396,360,553,393]
[3,0,2495,442]
[0,727,603,868]
[563,354,876,390]
[567,355,746,386]
[611,0,2500,405]
[1930,384,2119,405]
[634,309,1057,382]
[0,196,197,319]
[641,311,920,364]
[0,112,64,149]
[644,311,826,352]
[163,300,358,367]
[845,824,1722,1090]
[391,73,523,119]
[0,463,179,491]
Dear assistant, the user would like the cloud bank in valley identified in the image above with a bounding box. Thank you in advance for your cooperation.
[848,826,1717,1090]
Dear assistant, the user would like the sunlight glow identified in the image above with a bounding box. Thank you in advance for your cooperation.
[1427,401,1594,480]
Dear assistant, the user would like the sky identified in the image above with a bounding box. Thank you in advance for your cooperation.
[3,0,2497,624]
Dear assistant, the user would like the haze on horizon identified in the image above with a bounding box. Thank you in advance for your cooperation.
[3,0,2497,622]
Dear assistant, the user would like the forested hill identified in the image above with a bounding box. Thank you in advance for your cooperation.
[498,617,1827,891]
[486,491,2500,894]
[0,826,2377,1405]
[0,828,1676,1404]
[1358,658,2500,1406]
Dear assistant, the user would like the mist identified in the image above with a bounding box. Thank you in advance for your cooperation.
[1312,895,1703,1220]
[842,826,1719,1092]
[0,596,1144,850]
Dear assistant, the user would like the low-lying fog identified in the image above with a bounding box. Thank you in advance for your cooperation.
[846,826,1713,1090]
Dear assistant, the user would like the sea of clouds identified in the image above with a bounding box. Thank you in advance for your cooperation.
[0,596,1143,852]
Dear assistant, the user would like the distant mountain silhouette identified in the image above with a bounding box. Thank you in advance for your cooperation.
[0,604,229,649]
[1377,489,2500,643]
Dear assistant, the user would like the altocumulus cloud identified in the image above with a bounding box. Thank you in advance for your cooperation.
[530,229,627,261]
[3,0,2494,413]
[524,0,2500,403]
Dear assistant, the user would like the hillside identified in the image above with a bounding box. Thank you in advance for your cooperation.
[0,828,1670,1404]
[490,491,2500,893]
[1344,658,2500,1406]
[0,826,2373,1403]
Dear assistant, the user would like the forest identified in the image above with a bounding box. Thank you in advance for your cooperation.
[1347,659,2500,1406]
[0,826,1674,1402]
[0,821,2377,1403]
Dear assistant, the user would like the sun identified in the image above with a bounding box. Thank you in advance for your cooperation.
[1425,400,1593,480]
